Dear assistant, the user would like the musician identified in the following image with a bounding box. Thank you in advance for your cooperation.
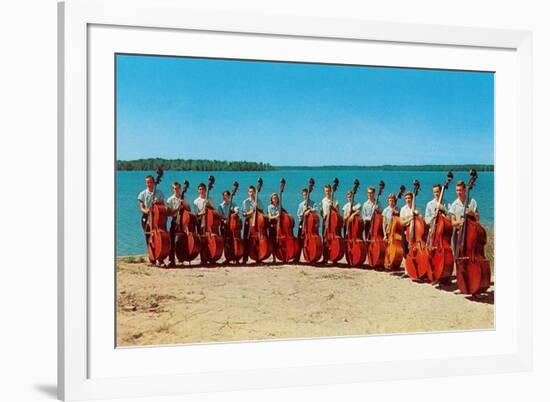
[165,182,191,267]
[449,180,480,255]
[320,184,339,221]
[267,193,281,263]
[138,175,165,261]
[241,185,264,263]
[382,193,398,238]
[193,182,215,232]
[218,190,239,237]
[342,191,362,231]
[294,188,317,263]
[218,190,239,222]
[399,191,416,255]
[424,184,447,227]
[361,186,380,236]
[449,180,479,227]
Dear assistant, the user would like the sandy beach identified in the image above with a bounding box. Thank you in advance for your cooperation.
[116,252,494,347]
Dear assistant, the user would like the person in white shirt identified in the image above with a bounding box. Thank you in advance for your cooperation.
[342,191,362,238]
[293,188,317,263]
[193,182,215,233]
[449,180,479,226]
[320,184,339,238]
[137,175,165,260]
[399,191,416,256]
[399,192,415,226]
[424,184,447,227]
[320,184,339,220]
[165,181,191,266]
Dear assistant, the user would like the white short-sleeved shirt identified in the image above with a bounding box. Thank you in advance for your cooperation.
[137,188,165,209]
[166,194,190,212]
[342,202,361,218]
[449,198,478,221]
[399,204,414,223]
[424,198,447,226]
[193,196,214,214]
[361,199,379,220]
[320,197,339,218]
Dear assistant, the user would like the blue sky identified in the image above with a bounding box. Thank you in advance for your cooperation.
[116,54,494,165]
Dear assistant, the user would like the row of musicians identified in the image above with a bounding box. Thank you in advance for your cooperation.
[138,177,479,240]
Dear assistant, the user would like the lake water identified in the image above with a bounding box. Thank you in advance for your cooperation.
[116,170,494,256]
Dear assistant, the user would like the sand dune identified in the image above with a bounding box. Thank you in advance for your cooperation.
[116,257,494,347]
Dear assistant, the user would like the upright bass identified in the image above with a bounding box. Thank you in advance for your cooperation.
[199,176,224,263]
[274,178,300,263]
[344,179,367,267]
[455,169,491,295]
[174,180,201,263]
[366,180,386,268]
[384,185,406,270]
[301,178,323,263]
[223,182,245,263]
[248,178,272,262]
[404,180,432,280]
[322,178,345,264]
[426,171,454,283]
[147,168,171,264]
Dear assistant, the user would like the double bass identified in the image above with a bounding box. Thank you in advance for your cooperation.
[248,178,272,262]
[426,171,454,283]
[366,180,386,268]
[322,178,345,264]
[404,180,432,280]
[147,168,171,264]
[223,182,245,263]
[174,180,201,263]
[455,170,491,295]
[384,185,406,270]
[301,178,323,263]
[344,179,367,267]
[199,176,224,263]
[274,178,300,263]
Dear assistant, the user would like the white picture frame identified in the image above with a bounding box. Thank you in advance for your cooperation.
[58,0,533,400]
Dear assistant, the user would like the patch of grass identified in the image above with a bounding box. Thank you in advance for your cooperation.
[124,255,148,264]
[486,227,494,268]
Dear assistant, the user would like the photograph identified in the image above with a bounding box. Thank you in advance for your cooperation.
[115,54,495,347]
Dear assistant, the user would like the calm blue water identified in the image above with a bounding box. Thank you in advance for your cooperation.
[116,170,494,256]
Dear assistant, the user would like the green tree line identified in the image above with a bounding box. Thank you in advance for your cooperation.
[117,159,493,172]
[273,164,494,172]
[117,158,274,171]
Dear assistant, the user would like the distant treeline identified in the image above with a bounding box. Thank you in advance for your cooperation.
[117,159,493,172]
[117,158,274,171]
[274,164,494,172]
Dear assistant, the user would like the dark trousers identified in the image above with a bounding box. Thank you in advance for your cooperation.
[169,218,177,264]
[242,221,250,263]
[141,213,150,245]
[293,224,303,263]
[402,228,409,257]
[269,221,278,261]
